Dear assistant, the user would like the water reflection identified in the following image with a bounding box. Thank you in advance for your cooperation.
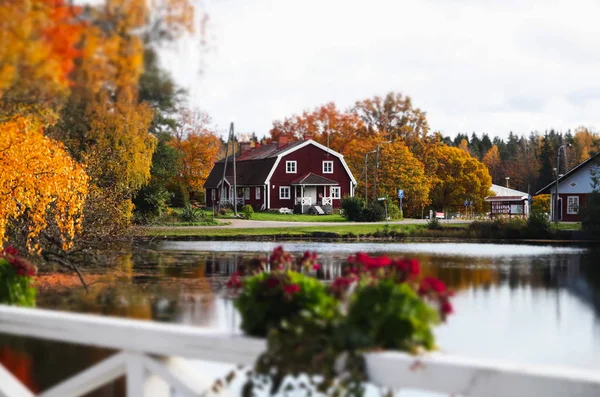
[1,242,599,395]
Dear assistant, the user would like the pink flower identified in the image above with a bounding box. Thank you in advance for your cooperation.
[313,263,321,271]
[394,259,421,279]
[284,284,300,295]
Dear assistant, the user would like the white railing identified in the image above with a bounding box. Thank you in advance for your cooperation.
[1,305,600,397]
[322,197,332,205]
[301,197,312,205]
[219,198,244,206]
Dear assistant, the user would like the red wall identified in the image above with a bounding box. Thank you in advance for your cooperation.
[558,193,588,222]
[268,144,353,209]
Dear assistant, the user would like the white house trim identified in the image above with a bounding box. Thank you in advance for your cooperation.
[264,140,358,190]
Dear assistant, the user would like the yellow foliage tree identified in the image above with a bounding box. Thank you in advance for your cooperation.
[429,145,492,211]
[376,142,431,216]
[0,117,88,252]
[482,145,502,184]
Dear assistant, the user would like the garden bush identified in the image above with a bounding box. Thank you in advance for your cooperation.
[0,247,36,307]
[341,196,366,221]
[241,204,254,220]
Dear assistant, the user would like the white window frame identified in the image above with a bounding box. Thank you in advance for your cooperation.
[279,186,291,200]
[567,196,579,214]
[286,161,297,174]
[330,187,341,199]
[244,188,250,200]
[255,187,261,200]
[211,189,216,201]
[323,161,333,174]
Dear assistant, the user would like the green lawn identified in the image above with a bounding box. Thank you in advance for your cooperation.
[142,223,428,237]
[554,222,582,231]
[248,212,347,222]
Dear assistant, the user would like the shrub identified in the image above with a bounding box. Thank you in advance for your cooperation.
[427,216,441,230]
[582,191,600,238]
[387,199,403,220]
[360,202,386,222]
[341,196,366,221]
[241,204,254,219]
[0,247,36,307]
[532,194,550,215]
[526,209,551,237]
[133,185,172,224]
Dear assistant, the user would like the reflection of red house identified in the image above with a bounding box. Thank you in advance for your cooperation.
[203,135,357,213]
[536,152,600,222]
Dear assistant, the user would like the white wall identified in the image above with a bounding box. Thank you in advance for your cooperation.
[557,163,599,194]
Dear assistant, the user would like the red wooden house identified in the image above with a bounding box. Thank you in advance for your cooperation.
[203,135,357,213]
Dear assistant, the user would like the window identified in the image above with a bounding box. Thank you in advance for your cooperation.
[286,161,297,173]
[567,196,579,214]
[331,187,341,199]
[255,187,261,200]
[244,188,250,200]
[279,186,291,199]
[323,161,333,174]
[211,189,216,201]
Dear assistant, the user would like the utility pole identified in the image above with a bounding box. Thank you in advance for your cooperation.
[554,143,571,224]
[373,141,391,201]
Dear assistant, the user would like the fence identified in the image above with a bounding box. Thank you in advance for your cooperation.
[1,305,599,397]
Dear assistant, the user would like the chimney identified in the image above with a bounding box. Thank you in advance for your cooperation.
[240,141,252,153]
[278,134,289,149]
[303,133,313,141]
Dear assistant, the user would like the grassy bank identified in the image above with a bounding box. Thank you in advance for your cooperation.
[140,223,465,238]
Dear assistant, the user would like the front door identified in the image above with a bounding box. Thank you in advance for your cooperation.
[304,186,317,206]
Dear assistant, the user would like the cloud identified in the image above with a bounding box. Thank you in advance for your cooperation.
[159,0,600,139]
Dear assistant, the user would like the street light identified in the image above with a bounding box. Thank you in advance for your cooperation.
[505,177,510,189]
[554,143,571,224]
[373,141,392,201]
[364,150,377,202]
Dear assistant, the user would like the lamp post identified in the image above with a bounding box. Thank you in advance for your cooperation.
[505,177,510,189]
[364,150,377,203]
[554,143,571,224]
[373,141,392,201]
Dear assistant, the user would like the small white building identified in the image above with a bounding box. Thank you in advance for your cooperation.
[536,152,600,222]
[484,185,530,218]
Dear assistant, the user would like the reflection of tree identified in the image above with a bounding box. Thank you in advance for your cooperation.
[0,335,120,397]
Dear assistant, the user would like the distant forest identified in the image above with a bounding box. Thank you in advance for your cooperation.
[441,127,599,193]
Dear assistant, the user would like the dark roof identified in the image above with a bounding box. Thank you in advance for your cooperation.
[536,152,600,195]
[204,158,277,188]
[291,173,339,185]
[215,141,306,163]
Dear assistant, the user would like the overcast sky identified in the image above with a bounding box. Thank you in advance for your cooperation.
[159,0,600,139]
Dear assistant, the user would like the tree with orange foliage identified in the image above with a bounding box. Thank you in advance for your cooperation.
[170,109,221,204]
[482,145,503,184]
[270,103,366,154]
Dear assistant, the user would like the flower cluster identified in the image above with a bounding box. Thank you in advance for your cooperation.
[418,276,454,320]
[1,247,36,277]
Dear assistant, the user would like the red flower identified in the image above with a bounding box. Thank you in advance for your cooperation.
[418,277,447,295]
[283,284,300,295]
[313,263,321,271]
[265,277,280,289]
[1,246,18,257]
[394,259,421,279]
[226,272,242,289]
[441,300,453,316]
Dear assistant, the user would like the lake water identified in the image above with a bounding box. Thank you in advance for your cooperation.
[1,241,599,395]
